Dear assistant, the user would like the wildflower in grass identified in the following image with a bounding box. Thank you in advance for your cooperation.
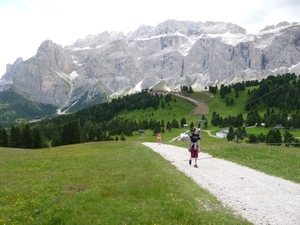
[77,185,86,191]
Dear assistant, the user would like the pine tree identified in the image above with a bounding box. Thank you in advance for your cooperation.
[234,126,245,143]
[120,133,126,141]
[248,134,259,143]
[226,126,234,141]
[32,127,43,148]
[180,117,187,127]
[0,127,8,147]
[10,125,21,148]
[22,124,33,149]
[69,120,82,144]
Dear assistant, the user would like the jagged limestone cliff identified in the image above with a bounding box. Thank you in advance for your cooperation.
[1,20,300,112]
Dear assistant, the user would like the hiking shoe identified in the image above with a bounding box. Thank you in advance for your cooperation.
[189,159,191,165]
[194,164,198,168]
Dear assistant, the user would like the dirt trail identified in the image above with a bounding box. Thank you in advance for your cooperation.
[142,142,300,225]
[174,94,209,115]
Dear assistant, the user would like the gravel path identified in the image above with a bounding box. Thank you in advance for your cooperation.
[142,142,300,225]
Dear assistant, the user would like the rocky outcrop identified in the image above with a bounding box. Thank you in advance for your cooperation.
[1,20,300,112]
[2,40,76,107]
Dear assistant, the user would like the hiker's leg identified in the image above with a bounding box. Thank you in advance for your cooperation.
[194,150,198,164]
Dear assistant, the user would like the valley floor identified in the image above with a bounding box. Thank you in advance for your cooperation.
[142,142,300,225]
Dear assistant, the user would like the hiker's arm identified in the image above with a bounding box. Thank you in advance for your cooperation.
[188,139,191,151]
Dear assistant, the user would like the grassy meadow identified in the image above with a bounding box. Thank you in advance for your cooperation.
[0,142,251,225]
[1,89,300,224]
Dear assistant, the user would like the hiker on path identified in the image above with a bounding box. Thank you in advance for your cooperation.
[157,133,162,145]
[188,127,201,168]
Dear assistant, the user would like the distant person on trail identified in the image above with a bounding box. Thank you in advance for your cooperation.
[188,127,201,168]
[157,133,162,145]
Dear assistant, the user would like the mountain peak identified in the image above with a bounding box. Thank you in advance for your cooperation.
[70,31,126,49]
[0,19,299,115]
[133,20,246,39]
[258,21,300,33]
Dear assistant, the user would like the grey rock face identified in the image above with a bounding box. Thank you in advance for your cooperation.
[1,20,300,111]
[2,40,76,107]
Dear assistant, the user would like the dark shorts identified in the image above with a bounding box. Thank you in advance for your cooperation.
[190,149,198,158]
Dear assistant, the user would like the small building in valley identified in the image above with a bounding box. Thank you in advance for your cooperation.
[216,128,229,138]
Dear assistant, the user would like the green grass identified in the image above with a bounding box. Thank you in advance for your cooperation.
[189,87,271,123]
[245,126,300,138]
[201,141,300,183]
[2,89,300,224]
[0,142,251,225]
[117,96,194,124]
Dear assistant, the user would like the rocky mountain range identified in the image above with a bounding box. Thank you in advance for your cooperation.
[1,19,300,114]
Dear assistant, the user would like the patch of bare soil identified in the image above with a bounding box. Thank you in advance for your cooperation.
[191,101,209,115]
[175,94,209,115]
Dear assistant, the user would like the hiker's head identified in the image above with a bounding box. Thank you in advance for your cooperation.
[193,127,198,132]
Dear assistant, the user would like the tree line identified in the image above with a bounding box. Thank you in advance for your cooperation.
[0,90,186,149]
[209,73,300,146]
[226,124,300,147]
[209,73,300,128]
[1,73,299,148]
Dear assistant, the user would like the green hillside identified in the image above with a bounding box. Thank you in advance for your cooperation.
[2,73,300,149]
[0,89,57,127]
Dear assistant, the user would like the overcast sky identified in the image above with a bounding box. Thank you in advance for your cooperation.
[0,0,300,76]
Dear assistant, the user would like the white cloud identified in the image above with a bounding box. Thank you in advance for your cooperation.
[0,0,300,76]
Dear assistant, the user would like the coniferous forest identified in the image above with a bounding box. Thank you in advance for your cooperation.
[209,73,300,146]
[1,73,300,148]
[209,73,300,128]
[0,89,177,148]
